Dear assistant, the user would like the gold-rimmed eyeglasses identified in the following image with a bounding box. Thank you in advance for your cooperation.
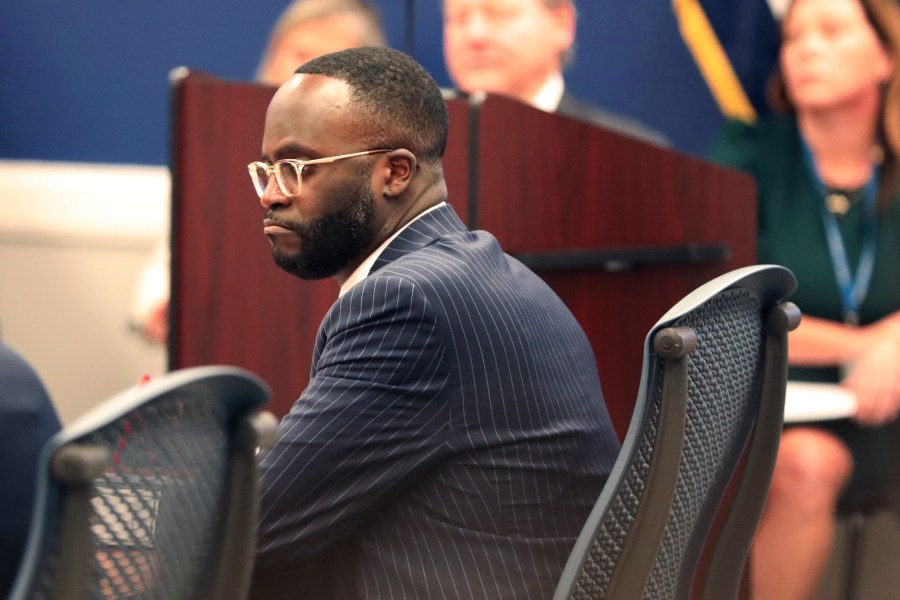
[247,149,393,197]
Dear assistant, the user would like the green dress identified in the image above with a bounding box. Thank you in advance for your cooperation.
[710,116,900,492]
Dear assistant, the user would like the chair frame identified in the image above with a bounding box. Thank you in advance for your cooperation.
[701,294,799,599]
[554,265,800,600]
[8,366,277,600]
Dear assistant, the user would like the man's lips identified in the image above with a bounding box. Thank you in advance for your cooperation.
[263,218,298,235]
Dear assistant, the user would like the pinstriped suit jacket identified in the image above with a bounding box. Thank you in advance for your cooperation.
[251,204,620,599]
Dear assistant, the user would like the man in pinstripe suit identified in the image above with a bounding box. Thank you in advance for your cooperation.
[248,46,620,599]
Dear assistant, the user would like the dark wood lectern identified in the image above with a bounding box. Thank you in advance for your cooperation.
[169,71,756,437]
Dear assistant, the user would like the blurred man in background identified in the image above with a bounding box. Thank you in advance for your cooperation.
[442,0,667,144]
[257,0,386,85]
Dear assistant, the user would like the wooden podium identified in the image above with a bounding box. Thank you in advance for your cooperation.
[169,71,756,437]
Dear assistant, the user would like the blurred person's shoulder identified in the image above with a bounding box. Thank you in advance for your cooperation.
[709,114,798,174]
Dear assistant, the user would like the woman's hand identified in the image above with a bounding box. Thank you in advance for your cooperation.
[844,336,900,425]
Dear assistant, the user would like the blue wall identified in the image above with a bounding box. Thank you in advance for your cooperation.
[0,1,725,166]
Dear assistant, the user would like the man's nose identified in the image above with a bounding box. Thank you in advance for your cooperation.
[259,178,289,209]
[462,11,492,39]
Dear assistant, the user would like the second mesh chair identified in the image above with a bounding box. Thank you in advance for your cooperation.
[8,365,277,600]
[553,264,800,600]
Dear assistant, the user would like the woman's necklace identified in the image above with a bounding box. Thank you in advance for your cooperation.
[800,138,881,326]
[823,145,884,217]
[825,187,862,216]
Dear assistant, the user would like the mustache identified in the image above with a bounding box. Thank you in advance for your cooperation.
[264,212,303,234]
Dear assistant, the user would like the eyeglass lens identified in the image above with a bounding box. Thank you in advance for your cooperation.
[252,162,301,197]
[276,162,300,195]
[251,164,268,196]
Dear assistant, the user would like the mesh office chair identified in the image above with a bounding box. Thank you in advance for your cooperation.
[553,265,800,600]
[8,366,277,600]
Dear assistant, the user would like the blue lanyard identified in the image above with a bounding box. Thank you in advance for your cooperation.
[800,138,879,326]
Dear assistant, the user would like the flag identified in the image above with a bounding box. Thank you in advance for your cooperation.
[673,0,781,123]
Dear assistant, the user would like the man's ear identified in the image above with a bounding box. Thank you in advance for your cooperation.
[381,150,417,198]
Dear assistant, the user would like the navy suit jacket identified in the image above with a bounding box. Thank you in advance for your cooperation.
[0,341,61,597]
[251,204,620,599]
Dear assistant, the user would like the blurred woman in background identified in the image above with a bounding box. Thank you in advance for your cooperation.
[710,0,900,597]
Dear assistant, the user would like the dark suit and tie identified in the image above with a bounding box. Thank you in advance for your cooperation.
[0,341,61,597]
[252,204,619,598]
[247,47,620,599]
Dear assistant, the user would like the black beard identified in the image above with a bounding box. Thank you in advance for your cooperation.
[271,179,376,280]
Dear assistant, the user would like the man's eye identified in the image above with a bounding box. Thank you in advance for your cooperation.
[485,7,518,22]
[445,9,467,24]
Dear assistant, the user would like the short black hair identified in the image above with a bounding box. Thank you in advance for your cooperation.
[296,46,449,165]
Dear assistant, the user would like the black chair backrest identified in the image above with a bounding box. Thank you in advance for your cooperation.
[554,265,799,600]
[8,366,276,600]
